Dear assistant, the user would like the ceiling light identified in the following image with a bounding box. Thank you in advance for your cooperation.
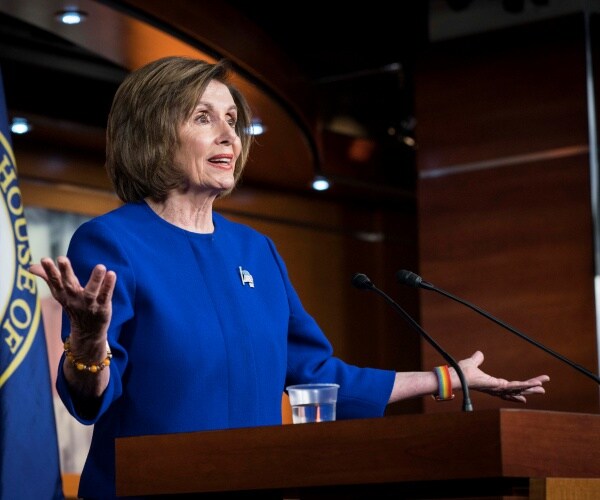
[327,115,368,138]
[401,135,416,148]
[246,119,265,136]
[10,117,31,135]
[55,9,88,25]
[311,175,330,191]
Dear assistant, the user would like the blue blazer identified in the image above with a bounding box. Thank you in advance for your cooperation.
[57,201,395,498]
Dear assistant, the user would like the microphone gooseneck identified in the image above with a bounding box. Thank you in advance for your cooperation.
[396,269,600,385]
[351,272,473,412]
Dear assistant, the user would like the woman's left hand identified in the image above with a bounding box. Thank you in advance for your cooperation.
[458,350,550,403]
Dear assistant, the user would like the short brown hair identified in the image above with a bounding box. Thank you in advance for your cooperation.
[106,56,253,202]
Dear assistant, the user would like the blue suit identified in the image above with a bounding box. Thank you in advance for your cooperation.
[56,201,395,498]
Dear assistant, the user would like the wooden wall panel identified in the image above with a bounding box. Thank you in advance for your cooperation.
[416,16,589,171]
[415,15,599,413]
[419,156,596,412]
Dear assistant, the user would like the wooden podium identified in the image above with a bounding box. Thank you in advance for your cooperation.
[115,409,600,498]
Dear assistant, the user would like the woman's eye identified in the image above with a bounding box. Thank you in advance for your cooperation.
[196,112,210,124]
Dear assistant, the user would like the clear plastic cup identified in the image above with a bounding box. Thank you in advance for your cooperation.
[286,383,340,424]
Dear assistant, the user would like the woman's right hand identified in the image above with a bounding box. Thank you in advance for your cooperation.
[29,256,116,371]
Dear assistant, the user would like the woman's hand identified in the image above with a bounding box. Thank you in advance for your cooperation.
[458,350,549,403]
[29,256,116,359]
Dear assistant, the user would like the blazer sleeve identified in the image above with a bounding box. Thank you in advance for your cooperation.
[55,218,135,425]
[265,237,396,419]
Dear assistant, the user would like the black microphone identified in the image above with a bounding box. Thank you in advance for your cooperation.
[397,269,600,385]
[352,273,473,412]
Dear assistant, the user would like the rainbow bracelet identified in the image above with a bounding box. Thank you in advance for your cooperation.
[432,364,455,401]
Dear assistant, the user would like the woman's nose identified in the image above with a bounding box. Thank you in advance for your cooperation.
[217,120,237,143]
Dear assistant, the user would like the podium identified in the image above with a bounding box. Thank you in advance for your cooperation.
[115,409,600,498]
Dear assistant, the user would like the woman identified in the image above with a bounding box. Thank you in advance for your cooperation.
[30,56,549,499]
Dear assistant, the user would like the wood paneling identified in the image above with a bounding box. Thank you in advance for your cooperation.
[415,15,599,413]
[416,15,589,170]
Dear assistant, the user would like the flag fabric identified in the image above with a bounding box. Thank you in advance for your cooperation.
[0,67,63,499]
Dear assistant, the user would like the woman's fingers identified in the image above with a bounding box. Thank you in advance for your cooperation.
[504,376,550,392]
[97,270,117,306]
[480,376,549,403]
[28,262,48,281]
[82,264,108,306]
[501,393,527,403]
[30,257,116,310]
[56,256,84,295]
[83,265,116,308]
[469,350,484,366]
[500,384,546,403]
[38,257,68,298]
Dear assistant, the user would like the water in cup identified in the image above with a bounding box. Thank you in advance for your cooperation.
[286,383,339,424]
[291,402,336,423]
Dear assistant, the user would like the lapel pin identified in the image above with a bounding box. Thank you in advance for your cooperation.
[239,266,254,288]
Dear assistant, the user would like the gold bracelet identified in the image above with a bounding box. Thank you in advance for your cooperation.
[63,336,112,374]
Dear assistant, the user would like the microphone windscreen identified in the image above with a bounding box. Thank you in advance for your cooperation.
[351,273,373,290]
[396,269,422,288]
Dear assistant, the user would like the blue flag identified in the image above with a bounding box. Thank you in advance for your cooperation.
[0,67,64,498]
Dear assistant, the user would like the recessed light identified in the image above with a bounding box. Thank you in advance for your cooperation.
[311,175,330,191]
[10,117,31,135]
[246,119,266,136]
[55,9,88,25]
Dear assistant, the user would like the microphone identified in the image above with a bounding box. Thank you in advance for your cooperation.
[351,273,473,412]
[397,269,600,385]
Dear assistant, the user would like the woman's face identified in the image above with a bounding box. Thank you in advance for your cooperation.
[175,79,241,194]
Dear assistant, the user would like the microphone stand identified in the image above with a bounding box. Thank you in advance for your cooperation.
[397,270,600,385]
[352,273,474,412]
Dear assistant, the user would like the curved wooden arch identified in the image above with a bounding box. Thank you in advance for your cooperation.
[1,0,320,191]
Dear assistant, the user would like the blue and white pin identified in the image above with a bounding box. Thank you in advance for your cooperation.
[238,266,254,287]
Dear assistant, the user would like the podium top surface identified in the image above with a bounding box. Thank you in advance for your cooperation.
[116,408,600,497]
